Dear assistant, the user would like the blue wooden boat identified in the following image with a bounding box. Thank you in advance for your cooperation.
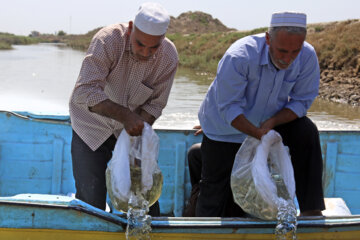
[0,110,360,239]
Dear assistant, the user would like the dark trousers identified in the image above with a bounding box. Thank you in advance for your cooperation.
[187,143,202,186]
[195,117,325,217]
[71,130,160,215]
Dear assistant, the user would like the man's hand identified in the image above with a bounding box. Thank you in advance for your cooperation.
[89,99,146,136]
[193,125,203,136]
[231,114,269,140]
[260,108,298,131]
[124,108,157,136]
[259,118,276,132]
[123,112,145,136]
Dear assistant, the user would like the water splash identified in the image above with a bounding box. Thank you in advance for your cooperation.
[273,174,298,240]
[126,194,152,240]
[275,199,297,240]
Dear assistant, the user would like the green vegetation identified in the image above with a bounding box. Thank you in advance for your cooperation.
[167,28,267,74]
[307,20,360,71]
[0,41,12,50]
[0,32,40,49]
[1,19,359,76]
[62,28,100,51]
[57,30,67,36]
[189,12,209,25]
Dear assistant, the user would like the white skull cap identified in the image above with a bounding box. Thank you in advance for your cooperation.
[270,12,307,28]
[134,2,170,36]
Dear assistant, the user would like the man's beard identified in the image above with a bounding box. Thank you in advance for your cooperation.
[268,51,293,70]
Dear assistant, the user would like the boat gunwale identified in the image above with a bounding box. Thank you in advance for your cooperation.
[2,199,360,230]
[0,199,128,227]
[1,110,360,133]
[150,215,360,229]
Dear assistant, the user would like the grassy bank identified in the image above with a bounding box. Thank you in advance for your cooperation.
[167,27,267,73]
[0,32,40,50]
[2,19,359,76]
[59,20,360,76]
[307,20,360,71]
[0,41,12,50]
[62,28,101,52]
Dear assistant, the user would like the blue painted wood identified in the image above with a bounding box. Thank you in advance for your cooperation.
[1,194,360,236]
[1,111,360,217]
[51,138,64,194]
[0,159,53,178]
[0,179,52,196]
[334,190,360,214]
[337,153,360,173]
[324,141,338,197]
[0,112,74,198]
[336,173,360,191]
[0,141,53,161]
[338,141,360,155]
[0,194,126,231]
[319,131,360,214]
[174,142,186,217]
[157,130,199,215]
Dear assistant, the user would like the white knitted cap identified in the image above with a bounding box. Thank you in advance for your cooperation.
[134,2,170,36]
[270,12,307,28]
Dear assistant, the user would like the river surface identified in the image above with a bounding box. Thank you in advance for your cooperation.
[0,43,359,130]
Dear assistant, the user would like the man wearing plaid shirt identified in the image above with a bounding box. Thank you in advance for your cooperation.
[69,2,178,215]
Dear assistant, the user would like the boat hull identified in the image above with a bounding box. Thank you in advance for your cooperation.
[1,228,360,240]
[1,194,360,240]
[1,111,360,239]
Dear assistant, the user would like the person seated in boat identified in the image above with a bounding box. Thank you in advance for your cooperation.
[68,2,178,215]
[194,12,325,217]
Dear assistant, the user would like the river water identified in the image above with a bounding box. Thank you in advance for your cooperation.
[0,43,359,130]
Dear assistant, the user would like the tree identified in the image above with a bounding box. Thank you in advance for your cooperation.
[57,30,66,36]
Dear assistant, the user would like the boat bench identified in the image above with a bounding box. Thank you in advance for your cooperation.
[322,198,352,216]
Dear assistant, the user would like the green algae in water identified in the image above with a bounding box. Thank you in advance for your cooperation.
[106,166,163,212]
[231,173,294,220]
[231,175,279,220]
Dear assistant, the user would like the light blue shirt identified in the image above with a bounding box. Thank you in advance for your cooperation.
[198,33,320,143]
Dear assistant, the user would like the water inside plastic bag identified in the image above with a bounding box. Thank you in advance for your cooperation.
[106,165,163,212]
[231,175,278,219]
[231,172,297,238]
[106,165,162,240]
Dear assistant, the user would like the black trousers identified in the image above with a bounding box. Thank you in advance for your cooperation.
[71,130,160,215]
[195,117,325,217]
[187,143,202,186]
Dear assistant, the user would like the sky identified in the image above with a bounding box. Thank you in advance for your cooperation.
[1,0,359,36]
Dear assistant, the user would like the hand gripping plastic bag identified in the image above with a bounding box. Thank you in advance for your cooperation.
[230,130,296,220]
[106,123,163,212]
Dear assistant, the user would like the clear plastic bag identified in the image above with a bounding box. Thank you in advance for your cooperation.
[230,130,296,220]
[106,123,163,212]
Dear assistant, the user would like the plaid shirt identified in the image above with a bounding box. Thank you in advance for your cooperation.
[69,23,178,151]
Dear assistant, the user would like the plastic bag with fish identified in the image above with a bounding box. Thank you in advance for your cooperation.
[106,123,163,212]
[230,130,296,220]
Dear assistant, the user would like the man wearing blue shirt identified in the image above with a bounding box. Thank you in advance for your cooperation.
[196,12,325,217]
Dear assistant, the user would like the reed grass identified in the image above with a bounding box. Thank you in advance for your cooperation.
[307,20,360,70]
[0,32,39,49]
